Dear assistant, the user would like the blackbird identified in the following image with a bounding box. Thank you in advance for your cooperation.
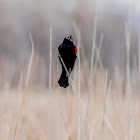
[58,35,77,88]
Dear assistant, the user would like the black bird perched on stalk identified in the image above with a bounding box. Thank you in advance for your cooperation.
[58,35,77,88]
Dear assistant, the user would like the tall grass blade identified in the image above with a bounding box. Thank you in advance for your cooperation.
[49,28,52,94]
[25,32,34,86]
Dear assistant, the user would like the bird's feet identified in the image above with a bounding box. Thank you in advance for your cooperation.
[58,54,61,57]
[66,72,70,77]
[66,68,71,77]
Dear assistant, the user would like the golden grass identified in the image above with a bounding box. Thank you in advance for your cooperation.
[0,75,139,140]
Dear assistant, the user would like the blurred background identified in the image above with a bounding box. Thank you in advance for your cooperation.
[0,0,140,91]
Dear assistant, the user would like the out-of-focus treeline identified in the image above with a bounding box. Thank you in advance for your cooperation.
[0,0,139,89]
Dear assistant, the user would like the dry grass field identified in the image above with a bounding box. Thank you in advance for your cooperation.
[0,70,139,140]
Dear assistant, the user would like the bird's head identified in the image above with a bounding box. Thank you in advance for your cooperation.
[66,35,74,42]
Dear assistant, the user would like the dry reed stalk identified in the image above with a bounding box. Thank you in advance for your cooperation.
[138,32,140,87]
[130,103,134,140]
[67,95,87,140]
[91,33,104,87]
[125,21,131,99]
[47,28,52,140]
[16,70,23,113]
[69,81,85,137]
[25,32,34,86]
[90,15,104,76]
[60,110,70,133]
[67,93,86,140]
[114,66,123,93]
[20,121,26,140]
[94,45,104,72]
[110,94,126,139]
[107,80,112,98]
[6,120,9,140]
[60,109,71,140]
[138,31,140,70]
[77,25,81,140]
[90,15,97,77]
[67,95,74,126]
[70,80,92,140]
[133,55,138,93]
[59,96,84,140]
[77,28,81,100]
[100,70,108,140]
[100,72,112,140]
[47,111,50,140]
[14,71,24,140]
[18,70,23,93]
[80,96,89,140]
[125,20,132,139]
[104,116,120,140]
[79,103,88,140]
[72,21,90,85]
[49,28,52,95]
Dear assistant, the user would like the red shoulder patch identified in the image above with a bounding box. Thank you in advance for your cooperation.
[75,47,77,56]
[59,42,62,47]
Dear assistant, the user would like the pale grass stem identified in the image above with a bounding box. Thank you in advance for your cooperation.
[18,70,23,93]
[60,87,86,140]
[90,15,104,80]
[90,15,97,77]
[100,78,112,140]
[60,110,70,138]
[70,80,92,140]
[138,31,140,81]
[92,33,104,84]
[47,111,50,140]
[49,28,52,95]
[14,71,24,140]
[48,27,52,140]
[104,116,120,140]
[77,26,81,140]
[21,121,26,140]
[107,80,112,98]
[125,21,132,139]
[72,21,90,83]
[100,70,108,140]
[100,75,120,140]
[70,82,87,140]
[17,70,23,112]
[70,23,92,139]
[94,44,104,72]
[125,21,131,100]
[25,32,34,86]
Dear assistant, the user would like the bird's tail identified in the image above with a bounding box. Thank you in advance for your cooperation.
[58,72,69,88]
